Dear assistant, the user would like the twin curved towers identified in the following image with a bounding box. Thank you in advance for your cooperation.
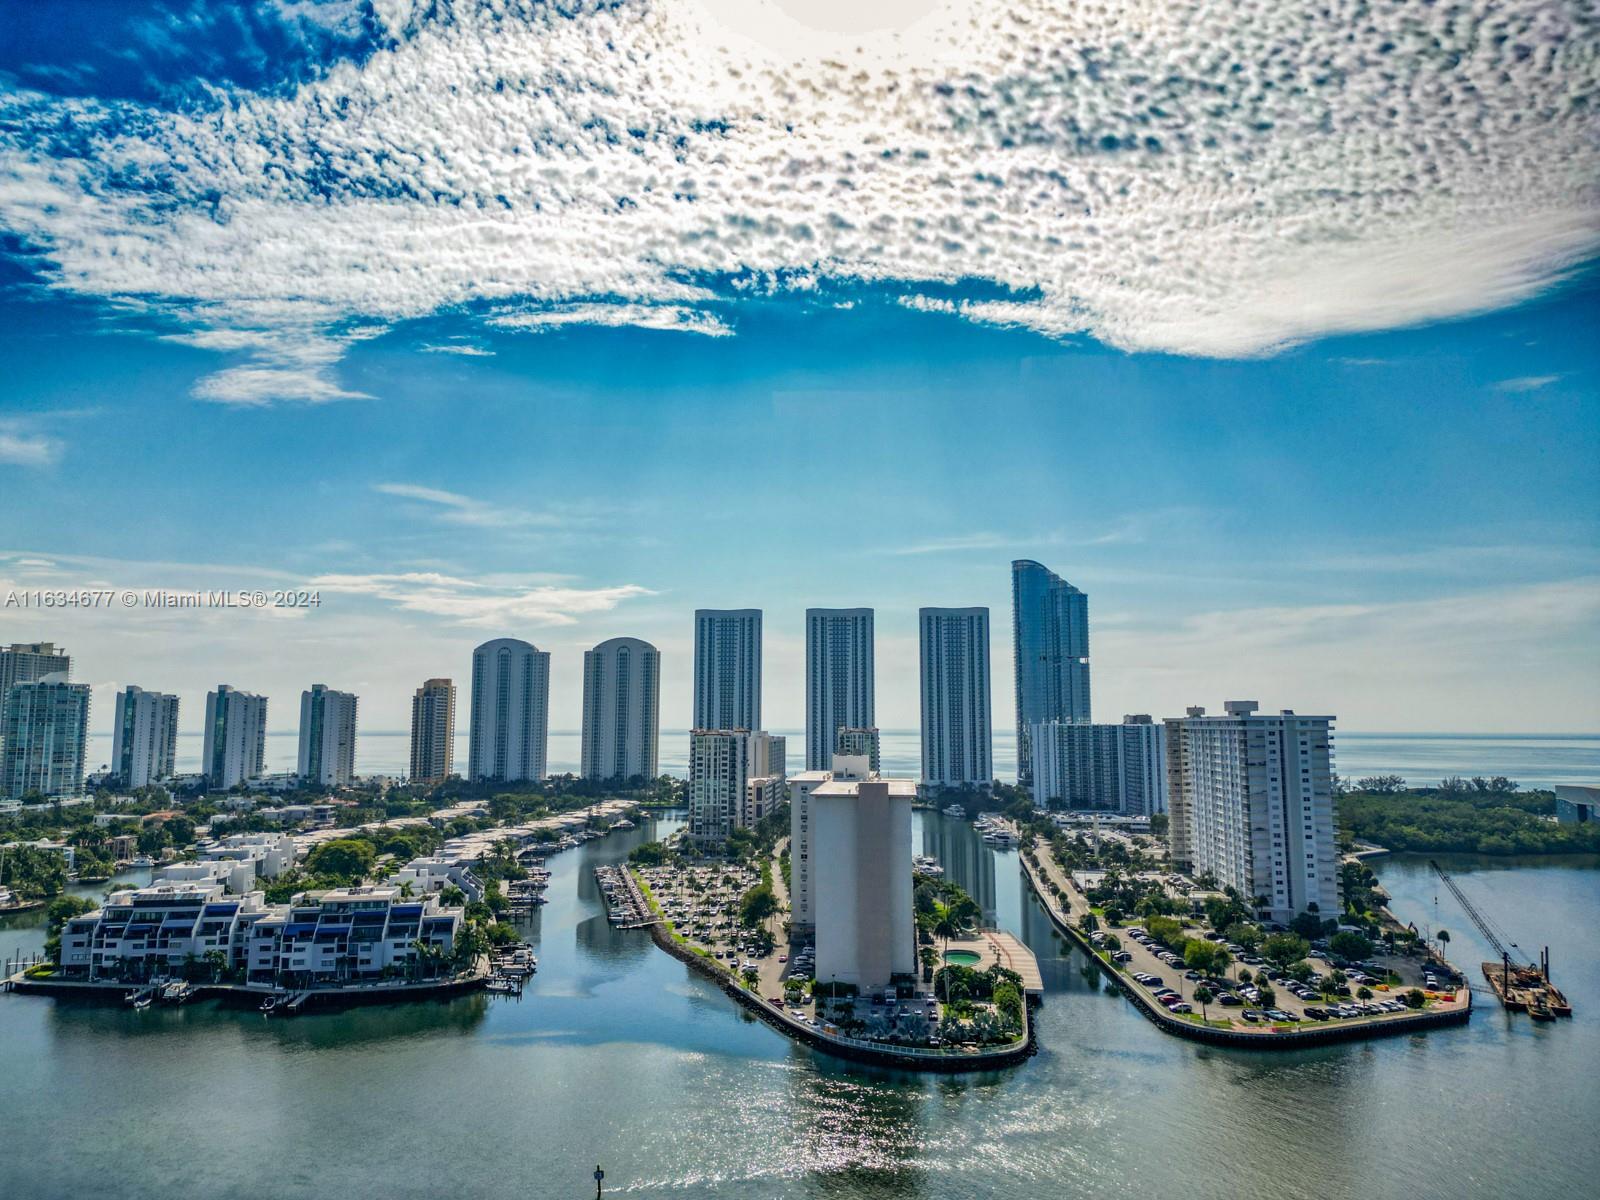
[464,635,659,784]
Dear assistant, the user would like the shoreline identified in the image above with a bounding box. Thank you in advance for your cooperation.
[3,967,490,1011]
[634,866,1036,1074]
[643,913,1037,1073]
[1017,849,1472,1049]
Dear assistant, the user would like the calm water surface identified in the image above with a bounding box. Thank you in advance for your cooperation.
[80,729,1600,789]
[2,814,1596,1199]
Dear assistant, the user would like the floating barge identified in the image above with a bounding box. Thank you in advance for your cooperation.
[1481,949,1571,1018]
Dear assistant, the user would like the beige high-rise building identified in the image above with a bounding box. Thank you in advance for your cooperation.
[410,678,456,786]
[580,637,660,782]
[812,765,918,993]
[468,638,549,782]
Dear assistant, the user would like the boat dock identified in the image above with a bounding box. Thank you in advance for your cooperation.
[593,865,656,928]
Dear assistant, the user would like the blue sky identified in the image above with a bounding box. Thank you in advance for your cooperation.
[1,1,1596,738]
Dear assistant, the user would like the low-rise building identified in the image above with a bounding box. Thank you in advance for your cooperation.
[60,881,273,980]
[742,774,785,829]
[1555,784,1599,825]
[391,855,487,903]
[244,887,462,986]
[60,882,464,988]
[198,831,297,880]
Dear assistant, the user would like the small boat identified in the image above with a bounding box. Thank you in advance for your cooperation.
[611,819,636,831]
[943,804,965,818]
[132,997,153,1011]
[259,995,280,1013]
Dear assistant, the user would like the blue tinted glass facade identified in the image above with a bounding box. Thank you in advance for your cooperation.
[1011,560,1091,782]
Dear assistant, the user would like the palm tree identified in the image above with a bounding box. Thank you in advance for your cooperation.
[1212,946,1233,985]
[931,903,962,1005]
[1193,985,1213,1021]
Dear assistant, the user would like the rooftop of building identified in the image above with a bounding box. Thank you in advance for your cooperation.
[813,777,918,799]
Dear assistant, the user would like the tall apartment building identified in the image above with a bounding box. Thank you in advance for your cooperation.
[1162,707,1201,869]
[688,729,751,845]
[835,726,880,772]
[111,685,179,788]
[468,638,550,782]
[1165,702,1340,923]
[580,637,660,782]
[789,751,871,933]
[409,678,456,786]
[1,674,90,799]
[804,608,874,770]
[687,729,784,845]
[0,642,71,697]
[202,685,268,790]
[919,607,993,789]
[1030,715,1166,815]
[1011,560,1090,784]
[812,769,918,992]
[298,684,358,787]
[692,609,761,731]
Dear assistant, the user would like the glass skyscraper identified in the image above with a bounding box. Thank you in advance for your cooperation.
[1011,559,1091,783]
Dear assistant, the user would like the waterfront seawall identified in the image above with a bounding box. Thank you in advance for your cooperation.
[641,891,1036,1073]
[1018,850,1472,1049]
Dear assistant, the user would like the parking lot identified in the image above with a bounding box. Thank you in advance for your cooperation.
[1098,919,1466,1030]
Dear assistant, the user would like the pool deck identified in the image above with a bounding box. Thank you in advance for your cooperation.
[944,932,1044,999]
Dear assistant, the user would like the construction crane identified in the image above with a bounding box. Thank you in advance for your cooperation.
[1429,859,1524,963]
[1430,861,1570,1016]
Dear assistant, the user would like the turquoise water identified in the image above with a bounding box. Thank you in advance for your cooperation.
[82,729,1600,789]
[2,814,1596,1199]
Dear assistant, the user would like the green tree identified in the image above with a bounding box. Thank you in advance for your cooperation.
[1224,921,1264,952]
[304,838,376,883]
[1289,911,1329,940]
[739,884,779,928]
[1184,939,1221,978]
[993,982,1024,1031]
[1193,984,1214,1021]
[1328,930,1373,962]
[1262,933,1310,971]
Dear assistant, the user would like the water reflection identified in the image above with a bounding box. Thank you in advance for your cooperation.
[44,988,491,1048]
[916,811,996,923]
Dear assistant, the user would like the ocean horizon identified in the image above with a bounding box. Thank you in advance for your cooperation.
[83,728,1599,791]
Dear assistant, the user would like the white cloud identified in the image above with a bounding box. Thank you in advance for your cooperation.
[1096,578,1600,732]
[491,304,731,338]
[371,482,601,530]
[0,0,1590,400]
[420,342,494,357]
[1494,374,1562,393]
[0,424,62,466]
[888,532,1018,556]
[308,572,654,627]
